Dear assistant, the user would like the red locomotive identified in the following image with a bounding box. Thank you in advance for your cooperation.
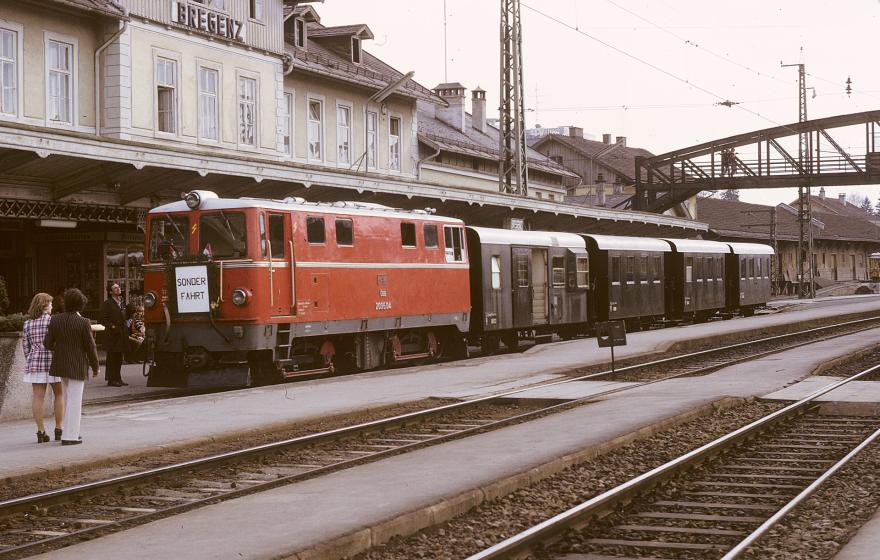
[143,191,470,387]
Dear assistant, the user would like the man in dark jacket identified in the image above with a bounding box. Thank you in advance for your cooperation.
[100,282,127,386]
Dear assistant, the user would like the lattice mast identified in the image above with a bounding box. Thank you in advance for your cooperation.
[499,0,528,196]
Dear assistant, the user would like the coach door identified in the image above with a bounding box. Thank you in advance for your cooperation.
[531,249,549,325]
[262,212,293,317]
[512,247,532,328]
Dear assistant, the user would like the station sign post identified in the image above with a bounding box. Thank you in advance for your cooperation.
[595,320,627,374]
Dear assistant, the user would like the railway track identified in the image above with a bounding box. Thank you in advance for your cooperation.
[2,315,879,558]
[467,366,880,560]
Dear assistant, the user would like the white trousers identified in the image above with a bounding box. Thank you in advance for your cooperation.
[62,378,84,441]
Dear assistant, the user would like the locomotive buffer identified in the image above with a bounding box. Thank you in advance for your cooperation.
[595,320,627,374]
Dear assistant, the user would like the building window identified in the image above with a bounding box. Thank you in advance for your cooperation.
[47,40,73,124]
[308,98,323,160]
[389,116,401,171]
[0,28,18,116]
[351,37,362,64]
[155,57,176,132]
[294,18,307,48]
[423,224,438,248]
[197,67,219,141]
[366,110,378,168]
[335,218,353,246]
[306,216,325,244]
[249,0,263,21]
[238,76,256,146]
[194,0,226,8]
[337,105,351,165]
[400,222,416,247]
[282,92,293,155]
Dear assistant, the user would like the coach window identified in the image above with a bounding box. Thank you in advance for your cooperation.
[716,257,723,281]
[625,256,635,284]
[491,255,502,290]
[552,257,565,287]
[611,256,621,285]
[757,257,762,278]
[423,224,438,248]
[749,257,755,279]
[401,222,416,247]
[576,257,589,288]
[639,256,648,284]
[335,218,353,246]
[685,256,693,283]
[269,214,284,258]
[740,257,747,280]
[653,256,662,283]
[444,226,465,263]
[199,212,247,259]
[306,216,325,244]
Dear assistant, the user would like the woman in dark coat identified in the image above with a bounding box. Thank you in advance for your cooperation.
[44,288,100,445]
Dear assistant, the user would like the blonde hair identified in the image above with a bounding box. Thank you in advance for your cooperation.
[27,293,53,320]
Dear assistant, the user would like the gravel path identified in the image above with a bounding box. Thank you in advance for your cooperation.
[357,400,784,560]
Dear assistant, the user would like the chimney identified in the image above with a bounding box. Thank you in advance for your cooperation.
[838,193,846,204]
[596,183,606,206]
[471,87,487,134]
[615,136,627,147]
[819,187,826,198]
[433,82,466,133]
[602,133,613,144]
[569,126,583,139]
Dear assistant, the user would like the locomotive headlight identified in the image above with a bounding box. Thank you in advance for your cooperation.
[231,288,249,306]
[183,191,201,209]
[143,291,157,309]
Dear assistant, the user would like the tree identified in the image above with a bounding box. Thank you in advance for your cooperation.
[0,276,8,315]
[720,189,740,201]
[859,196,873,213]
[874,197,880,216]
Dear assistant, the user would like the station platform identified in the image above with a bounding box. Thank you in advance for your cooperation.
[836,509,880,559]
[4,300,878,559]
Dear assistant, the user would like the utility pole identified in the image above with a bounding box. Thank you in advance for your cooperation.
[782,52,815,299]
[741,207,779,295]
[499,0,528,197]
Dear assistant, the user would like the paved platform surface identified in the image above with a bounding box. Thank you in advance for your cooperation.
[4,296,880,484]
[836,508,880,559]
[17,316,880,558]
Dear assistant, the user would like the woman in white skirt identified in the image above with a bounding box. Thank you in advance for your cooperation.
[22,293,64,443]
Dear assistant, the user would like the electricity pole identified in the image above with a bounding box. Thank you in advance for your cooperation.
[782,54,815,299]
[499,0,528,197]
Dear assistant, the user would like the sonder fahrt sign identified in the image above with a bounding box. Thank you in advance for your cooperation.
[171,2,245,41]
[175,265,211,314]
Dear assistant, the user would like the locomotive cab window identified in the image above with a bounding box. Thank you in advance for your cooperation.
[400,222,416,247]
[148,214,189,261]
[199,211,247,259]
[268,214,284,258]
[444,226,465,263]
[423,224,438,248]
[335,218,353,246]
[552,257,565,287]
[306,216,325,244]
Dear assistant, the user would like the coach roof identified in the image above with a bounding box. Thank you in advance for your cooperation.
[581,234,672,252]
[150,197,463,223]
[468,227,586,249]
[662,238,731,254]
[726,242,775,255]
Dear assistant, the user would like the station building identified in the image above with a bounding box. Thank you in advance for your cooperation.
[697,195,880,294]
[0,0,705,314]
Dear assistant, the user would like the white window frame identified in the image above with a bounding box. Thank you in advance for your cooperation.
[153,51,179,136]
[388,115,401,172]
[307,95,325,162]
[249,0,264,22]
[336,103,352,165]
[44,32,78,128]
[281,91,294,156]
[366,110,378,169]
[491,255,502,290]
[236,72,258,148]
[197,63,220,142]
[0,22,23,119]
[294,18,307,49]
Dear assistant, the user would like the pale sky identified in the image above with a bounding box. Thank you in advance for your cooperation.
[315,0,880,208]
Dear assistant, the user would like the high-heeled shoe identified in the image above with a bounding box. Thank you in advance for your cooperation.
[36,431,49,443]
[54,427,63,441]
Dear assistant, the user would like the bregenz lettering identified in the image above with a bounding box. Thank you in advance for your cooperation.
[175,3,244,41]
